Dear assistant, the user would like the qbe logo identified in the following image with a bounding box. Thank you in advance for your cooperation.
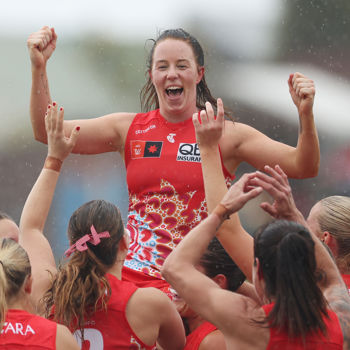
[176,143,201,162]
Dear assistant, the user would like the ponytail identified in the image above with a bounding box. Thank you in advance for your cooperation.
[0,239,31,330]
[0,260,8,330]
[42,199,124,340]
[255,220,328,339]
[43,249,111,338]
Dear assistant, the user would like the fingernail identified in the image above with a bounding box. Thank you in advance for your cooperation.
[60,107,63,111]
[76,126,80,131]
[48,105,51,109]
[52,102,56,106]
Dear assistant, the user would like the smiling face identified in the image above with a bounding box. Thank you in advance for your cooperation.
[150,38,204,123]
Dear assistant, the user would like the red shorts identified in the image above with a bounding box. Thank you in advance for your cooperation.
[122,266,174,299]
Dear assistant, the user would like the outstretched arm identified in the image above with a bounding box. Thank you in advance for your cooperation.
[194,100,255,280]
[287,72,320,177]
[27,26,57,142]
[19,103,79,311]
[222,72,319,179]
[27,26,134,154]
[162,174,262,329]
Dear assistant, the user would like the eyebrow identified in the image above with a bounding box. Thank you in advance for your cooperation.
[177,59,189,64]
[154,59,190,65]
[155,60,167,65]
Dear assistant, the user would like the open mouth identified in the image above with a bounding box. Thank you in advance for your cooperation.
[166,87,183,96]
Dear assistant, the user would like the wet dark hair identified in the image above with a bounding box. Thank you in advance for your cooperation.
[254,220,328,339]
[43,200,124,338]
[200,237,245,292]
[140,28,232,118]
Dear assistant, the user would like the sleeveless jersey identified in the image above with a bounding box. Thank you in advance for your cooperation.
[342,274,350,294]
[124,109,234,278]
[184,321,217,350]
[0,309,57,349]
[71,274,156,350]
[262,303,343,350]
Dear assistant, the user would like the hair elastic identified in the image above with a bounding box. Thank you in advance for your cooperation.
[65,225,110,257]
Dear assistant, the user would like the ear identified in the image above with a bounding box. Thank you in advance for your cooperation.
[323,231,331,244]
[24,275,33,294]
[211,274,228,289]
[196,66,204,84]
[119,233,130,252]
[323,231,338,251]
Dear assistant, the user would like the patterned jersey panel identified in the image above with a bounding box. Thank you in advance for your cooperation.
[124,110,234,278]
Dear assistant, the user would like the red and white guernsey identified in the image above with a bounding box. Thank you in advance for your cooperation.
[0,309,57,349]
[184,321,217,350]
[262,303,343,349]
[124,110,234,278]
[72,274,156,350]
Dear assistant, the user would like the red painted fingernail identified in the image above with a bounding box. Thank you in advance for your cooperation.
[60,107,63,111]
[76,126,80,131]
[48,105,51,109]
[52,102,56,106]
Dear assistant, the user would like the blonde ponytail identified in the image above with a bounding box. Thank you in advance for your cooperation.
[0,239,31,330]
[0,260,8,330]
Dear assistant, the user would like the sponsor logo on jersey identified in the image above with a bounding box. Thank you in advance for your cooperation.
[131,140,163,159]
[167,133,176,143]
[135,124,156,135]
[176,143,201,162]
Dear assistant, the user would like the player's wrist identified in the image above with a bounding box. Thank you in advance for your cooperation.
[212,203,231,222]
[44,156,62,172]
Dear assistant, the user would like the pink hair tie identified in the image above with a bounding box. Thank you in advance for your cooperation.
[65,225,110,258]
